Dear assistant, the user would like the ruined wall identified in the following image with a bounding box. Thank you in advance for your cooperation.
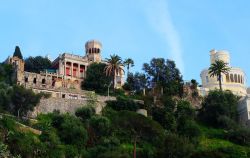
[29,95,116,118]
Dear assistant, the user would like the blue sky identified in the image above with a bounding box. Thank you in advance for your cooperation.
[1,0,250,85]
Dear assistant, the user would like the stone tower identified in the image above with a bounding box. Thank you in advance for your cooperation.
[85,40,102,62]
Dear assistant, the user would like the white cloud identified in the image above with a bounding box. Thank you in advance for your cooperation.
[144,0,184,74]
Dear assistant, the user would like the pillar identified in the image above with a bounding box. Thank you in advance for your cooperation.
[64,60,66,79]
[71,62,73,77]
[78,64,80,78]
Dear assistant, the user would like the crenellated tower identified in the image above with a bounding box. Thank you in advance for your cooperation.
[85,40,102,63]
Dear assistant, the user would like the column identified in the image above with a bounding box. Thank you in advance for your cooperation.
[71,62,73,78]
[64,61,66,79]
[78,64,80,78]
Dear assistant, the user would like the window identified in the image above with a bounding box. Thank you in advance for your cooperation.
[230,74,234,82]
[33,78,36,84]
[42,79,46,84]
[234,74,238,83]
[62,94,65,98]
[226,74,230,82]
[25,77,28,82]
[238,75,241,83]
[206,76,209,83]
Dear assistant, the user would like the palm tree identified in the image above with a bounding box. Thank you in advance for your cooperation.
[208,60,230,91]
[123,58,134,74]
[104,54,124,89]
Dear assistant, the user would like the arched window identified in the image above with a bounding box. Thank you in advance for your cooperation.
[238,74,241,83]
[234,74,237,83]
[25,77,28,83]
[33,78,36,84]
[42,79,46,84]
[230,74,234,82]
[206,76,209,83]
[226,74,230,82]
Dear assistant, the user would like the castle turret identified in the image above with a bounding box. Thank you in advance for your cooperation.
[210,49,230,65]
[85,40,102,63]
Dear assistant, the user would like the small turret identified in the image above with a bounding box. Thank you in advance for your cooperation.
[85,40,102,62]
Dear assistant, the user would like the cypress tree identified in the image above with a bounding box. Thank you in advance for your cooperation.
[13,46,23,59]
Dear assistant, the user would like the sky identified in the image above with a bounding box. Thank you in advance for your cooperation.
[1,0,250,85]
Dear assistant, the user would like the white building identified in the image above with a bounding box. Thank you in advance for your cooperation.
[199,49,250,127]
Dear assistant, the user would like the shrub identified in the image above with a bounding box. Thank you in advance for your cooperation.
[75,105,95,121]
[90,116,111,137]
[106,96,139,111]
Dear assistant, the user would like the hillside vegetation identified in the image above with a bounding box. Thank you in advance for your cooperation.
[0,57,250,158]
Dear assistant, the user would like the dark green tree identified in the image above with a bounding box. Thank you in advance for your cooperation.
[75,105,95,121]
[10,85,41,118]
[199,90,239,128]
[104,54,124,89]
[157,133,194,158]
[0,64,14,85]
[123,58,134,74]
[82,63,112,93]
[123,72,147,94]
[208,60,230,91]
[52,114,88,148]
[143,58,183,96]
[13,46,23,59]
[24,56,52,73]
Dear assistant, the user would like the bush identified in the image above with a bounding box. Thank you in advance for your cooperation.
[51,114,88,148]
[75,105,95,121]
[226,127,250,146]
[90,116,111,137]
[157,133,194,158]
[106,96,139,111]
[198,90,239,128]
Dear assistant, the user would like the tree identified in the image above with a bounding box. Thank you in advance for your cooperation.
[0,64,14,85]
[143,58,183,96]
[157,133,194,158]
[198,90,239,128]
[123,58,134,74]
[10,85,41,118]
[123,72,147,94]
[75,105,95,121]
[51,114,88,148]
[24,56,52,73]
[208,60,230,91]
[82,63,112,93]
[13,46,23,59]
[104,54,124,89]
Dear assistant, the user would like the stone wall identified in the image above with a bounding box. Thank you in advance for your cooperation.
[29,95,116,118]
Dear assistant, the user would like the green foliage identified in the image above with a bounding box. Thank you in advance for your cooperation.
[13,46,23,59]
[123,72,147,94]
[90,116,111,137]
[24,56,52,73]
[51,114,88,148]
[82,63,112,93]
[143,58,183,96]
[75,105,95,121]
[111,110,165,147]
[10,85,41,118]
[199,90,239,128]
[157,133,194,158]
[208,60,230,90]
[106,96,140,111]
[226,127,250,146]
[0,64,14,85]
[123,58,134,74]
[104,54,124,89]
